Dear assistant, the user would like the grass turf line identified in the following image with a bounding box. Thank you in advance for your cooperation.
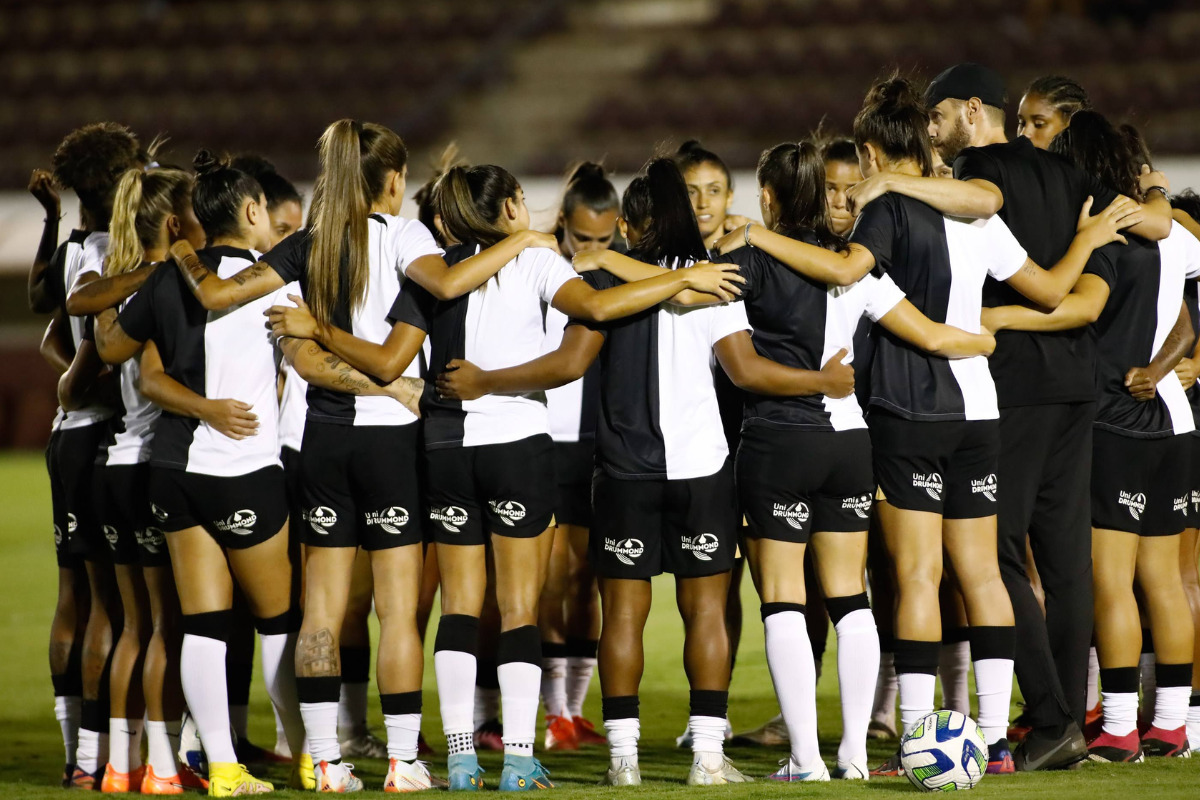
[0,452,1195,796]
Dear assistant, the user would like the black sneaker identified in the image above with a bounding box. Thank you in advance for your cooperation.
[1014,722,1088,771]
[870,749,904,777]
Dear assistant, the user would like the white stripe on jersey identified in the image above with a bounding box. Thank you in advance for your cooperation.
[1155,222,1200,436]
[277,361,307,453]
[544,304,586,442]
[58,231,114,431]
[104,294,158,465]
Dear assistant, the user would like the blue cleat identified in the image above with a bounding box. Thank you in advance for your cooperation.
[498,755,553,791]
[447,753,486,791]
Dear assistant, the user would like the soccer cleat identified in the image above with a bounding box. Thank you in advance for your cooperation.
[207,763,274,796]
[102,763,146,792]
[730,714,790,747]
[598,757,641,786]
[766,757,829,782]
[385,758,448,792]
[1141,726,1191,758]
[867,718,897,740]
[340,731,388,760]
[236,738,291,766]
[1013,722,1087,772]
[62,763,76,789]
[497,755,553,791]
[572,716,607,747]
[1087,730,1144,763]
[674,722,693,748]
[870,749,904,777]
[69,766,99,790]
[987,739,1015,774]
[177,764,208,791]
[140,765,185,795]
[447,753,486,791]
[315,760,364,793]
[686,756,751,785]
[1007,711,1032,745]
[1083,703,1103,742]
[418,732,436,756]
[831,758,869,780]
[474,719,504,752]
[289,753,316,791]
[544,715,578,751]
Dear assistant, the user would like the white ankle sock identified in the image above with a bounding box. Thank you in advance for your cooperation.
[898,673,936,735]
[299,701,341,762]
[566,657,596,719]
[689,715,727,768]
[939,641,971,715]
[55,696,81,765]
[259,632,306,759]
[1186,701,1200,749]
[338,682,369,738]
[1101,690,1138,737]
[181,634,236,764]
[146,720,177,779]
[540,656,568,718]
[873,651,898,726]
[435,650,477,738]
[973,658,1014,745]
[108,718,131,773]
[385,712,421,761]
[499,661,541,754]
[834,609,879,765]
[605,717,639,759]
[76,727,101,775]
[273,705,289,757]
[764,610,820,770]
[1152,685,1190,730]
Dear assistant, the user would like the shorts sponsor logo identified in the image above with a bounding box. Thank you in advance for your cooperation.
[215,509,258,536]
[150,503,168,522]
[103,524,119,548]
[841,494,872,519]
[365,506,409,534]
[137,527,165,554]
[681,532,720,562]
[1173,493,1189,515]
[488,500,527,527]
[308,506,338,535]
[772,501,810,530]
[1192,489,1200,514]
[1118,490,1146,521]
[912,472,943,501]
[431,505,469,533]
[53,524,63,546]
[971,473,998,502]
[605,537,644,566]
[67,513,78,534]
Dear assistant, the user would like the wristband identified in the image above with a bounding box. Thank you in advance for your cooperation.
[744,222,752,248]
[1145,185,1169,199]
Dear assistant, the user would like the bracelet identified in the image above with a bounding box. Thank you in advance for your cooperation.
[744,222,752,248]
[1145,185,1169,199]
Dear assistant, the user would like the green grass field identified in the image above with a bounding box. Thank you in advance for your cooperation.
[0,452,1196,797]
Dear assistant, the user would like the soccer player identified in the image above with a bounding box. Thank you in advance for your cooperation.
[1016,76,1090,151]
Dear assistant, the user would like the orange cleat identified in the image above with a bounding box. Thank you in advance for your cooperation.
[177,763,208,791]
[543,715,578,751]
[101,764,146,793]
[572,716,607,747]
[139,764,184,795]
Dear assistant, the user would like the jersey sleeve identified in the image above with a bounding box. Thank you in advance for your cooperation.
[387,281,434,332]
[713,247,764,302]
[1171,221,1200,280]
[708,299,751,346]
[979,216,1029,281]
[848,196,896,272]
[1083,242,1121,289]
[952,147,1002,190]
[534,249,583,305]
[566,269,618,332]
[116,271,160,343]
[861,272,906,322]
[259,230,311,283]
[392,219,445,275]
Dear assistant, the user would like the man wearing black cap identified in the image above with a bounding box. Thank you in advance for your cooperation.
[848,62,1174,772]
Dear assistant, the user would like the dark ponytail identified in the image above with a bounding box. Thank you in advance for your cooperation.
[853,76,934,177]
[756,142,844,252]
[674,139,732,189]
[621,158,709,266]
[1048,110,1141,199]
[561,162,620,219]
[191,149,263,241]
[436,164,521,248]
[412,143,465,247]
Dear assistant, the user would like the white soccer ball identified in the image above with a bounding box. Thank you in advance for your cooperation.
[900,709,988,791]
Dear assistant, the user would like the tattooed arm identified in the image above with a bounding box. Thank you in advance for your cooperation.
[169,241,285,311]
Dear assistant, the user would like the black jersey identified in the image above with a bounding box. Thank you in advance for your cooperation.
[954,137,1119,408]
[261,214,441,427]
[1185,278,1200,433]
[1086,222,1200,439]
[850,193,1026,422]
[118,247,284,476]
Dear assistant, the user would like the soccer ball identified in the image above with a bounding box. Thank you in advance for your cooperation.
[900,709,988,791]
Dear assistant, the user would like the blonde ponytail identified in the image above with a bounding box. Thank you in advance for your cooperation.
[105,168,195,276]
[106,169,145,276]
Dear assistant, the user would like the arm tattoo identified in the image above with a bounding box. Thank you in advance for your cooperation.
[231,261,271,286]
[306,341,373,395]
[295,628,340,677]
[175,249,210,291]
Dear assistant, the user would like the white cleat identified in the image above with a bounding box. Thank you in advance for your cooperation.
[831,758,869,780]
[767,757,831,782]
[385,759,447,792]
[340,731,388,760]
[598,757,642,786]
[686,757,752,785]
[315,760,364,793]
[730,714,790,746]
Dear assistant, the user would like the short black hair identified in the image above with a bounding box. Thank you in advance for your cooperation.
[230,154,302,211]
[192,149,265,240]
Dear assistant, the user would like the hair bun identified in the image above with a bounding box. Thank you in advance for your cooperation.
[865,76,925,112]
[567,161,606,185]
[229,154,277,180]
[676,139,705,156]
[192,148,224,176]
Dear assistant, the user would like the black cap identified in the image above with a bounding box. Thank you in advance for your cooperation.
[925,63,1007,109]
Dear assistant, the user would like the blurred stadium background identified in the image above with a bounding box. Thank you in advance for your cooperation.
[4,0,1200,449]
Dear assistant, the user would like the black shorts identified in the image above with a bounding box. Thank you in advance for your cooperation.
[1091,430,1189,537]
[737,426,873,543]
[590,461,738,579]
[1189,433,1200,523]
[300,422,425,550]
[47,424,107,564]
[869,411,999,520]
[426,435,557,545]
[148,465,287,550]
[98,464,170,567]
[554,440,594,528]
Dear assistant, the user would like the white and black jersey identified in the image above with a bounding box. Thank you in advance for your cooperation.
[568,261,751,481]
[717,236,905,432]
[118,247,286,477]
[101,272,160,467]
[261,214,443,427]
[390,243,581,449]
[850,193,1027,422]
[1087,222,1200,438]
[44,229,115,430]
[543,304,600,443]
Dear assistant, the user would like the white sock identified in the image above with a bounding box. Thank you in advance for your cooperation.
[259,632,307,759]
[499,661,541,755]
[834,609,879,766]
[76,728,101,775]
[973,658,1014,745]
[939,641,972,715]
[1152,685,1190,730]
[872,651,898,727]
[566,657,596,719]
[146,720,177,779]
[1086,647,1100,710]
[55,696,81,765]
[436,650,478,738]
[338,682,369,739]
[1140,651,1157,722]
[689,715,727,769]
[898,673,936,735]
[1101,690,1138,737]
[474,687,500,729]
[606,717,639,760]
[541,656,568,718]
[385,713,421,761]
[109,718,131,773]
[228,705,249,742]
[764,610,821,770]
[1187,701,1200,749]
[181,634,237,764]
[273,704,290,758]
[299,702,340,762]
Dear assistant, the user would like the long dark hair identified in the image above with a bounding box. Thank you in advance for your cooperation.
[756,142,844,251]
[621,158,709,266]
[413,143,464,247]
[191,149,263,241]
[436,164,521,248]
[674,139,732,189]
[854,76,934,177]
[1048,110,1142,199]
